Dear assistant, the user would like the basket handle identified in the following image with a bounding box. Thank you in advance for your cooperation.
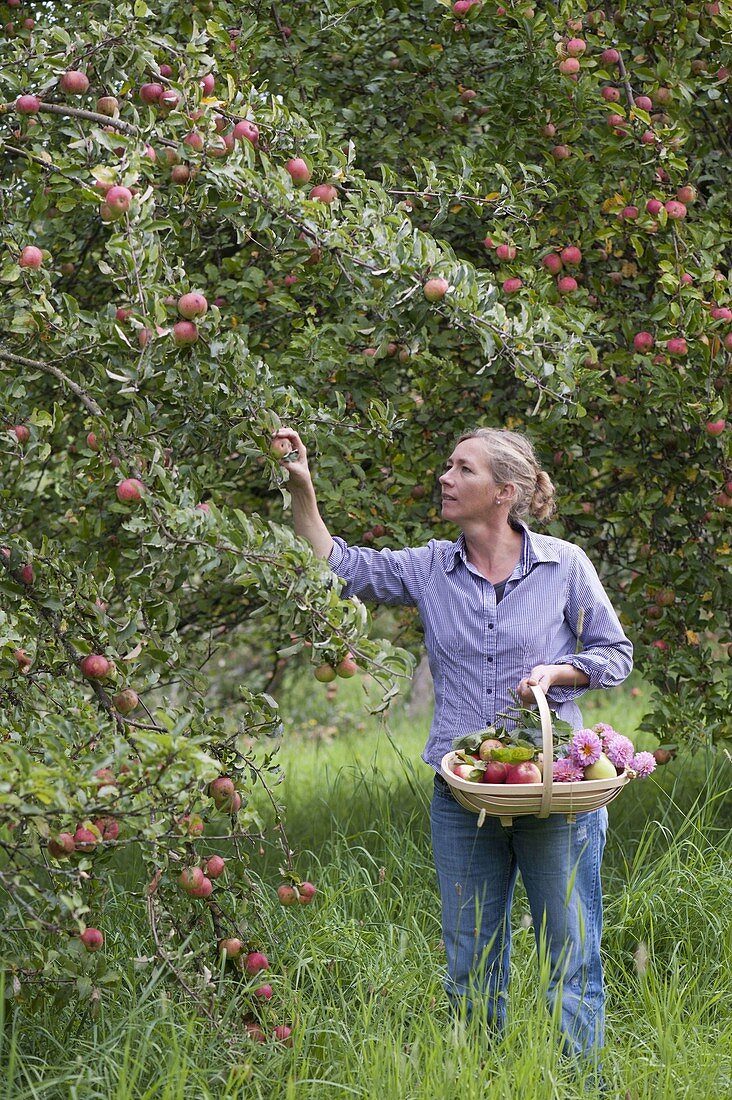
[530,683,554,818]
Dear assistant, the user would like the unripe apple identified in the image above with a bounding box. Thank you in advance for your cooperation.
[336,655,357,678]
[285,157,311,184]
[14,647,32,672]
[314,663,337,682]
[666,337,687,356]
[105,185,132,215]
[219,937,242,958]
[557,275,578,293]
[633,331,654,353]
[139,82,163,104]
[80,654,111,680]
[309,183,338,204]
[16,94,41,114]
[423,277,449,302]
[584,753,617,780]
[244,951,270,974]
[560,245,582,265]
[206,855,225,879]
[645,198,663,216]
[233,119,259,144]
[654,87,672,105]
[705,419,726,436]
[48,832,75,858]
[552,144,571,159]
[542,123,556,138]
[542,252,563,274]
[277,883,298,906]
[170,164,190,184]
[665,200,687,220]
[116,478,145,503]
[80,928,104,952]
[18,245,43,269]
[298,881,316,904]
[495,243,516,261]
[96,96,118,116]
[113,688,139,715]
[60,70,89,95]
[502,277,523,293]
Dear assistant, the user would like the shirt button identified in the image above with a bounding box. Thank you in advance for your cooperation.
[487,657,493,663]
[487,688,493,695]
[488,623,495,630]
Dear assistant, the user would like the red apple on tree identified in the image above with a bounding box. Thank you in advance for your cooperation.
[285,157,311,184]
[633,331,654,353]
[139,82,164,104]
[80,928,104,952]
[80,654,111,680]
[705,419,725,436]
[18,245,43,268]
[60,70,89,95]
[177,292,207,319]
[172,320,199,346]
[16,94,41,114]
[298,881,316,905]
[206,855,225,879]
[314,663,336,682]
[309,183,338,204]
[336,654,357,677]
[277,883,298,906]
[233,119,259,144]
[48,832,75,858]
[116,478,145,503]
[113,688,139,715]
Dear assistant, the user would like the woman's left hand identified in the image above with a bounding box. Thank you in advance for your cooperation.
[516,662,590,703]
[516,665,557,704]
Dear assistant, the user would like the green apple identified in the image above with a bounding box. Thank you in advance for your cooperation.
[584,753,617,780]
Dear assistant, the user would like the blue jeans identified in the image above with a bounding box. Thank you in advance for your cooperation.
[430,776,607,1065]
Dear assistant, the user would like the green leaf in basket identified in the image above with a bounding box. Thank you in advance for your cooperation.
[483,745,536,764]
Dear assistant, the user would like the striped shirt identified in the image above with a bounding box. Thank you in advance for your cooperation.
[327,523,633,771]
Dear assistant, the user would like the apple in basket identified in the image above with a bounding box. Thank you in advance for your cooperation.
[482,761,508,783]
[452,762,482,780]
[505,761,542,784]
[478,738,503,760]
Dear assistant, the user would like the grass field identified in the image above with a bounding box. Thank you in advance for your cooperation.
[3,681,731,1099]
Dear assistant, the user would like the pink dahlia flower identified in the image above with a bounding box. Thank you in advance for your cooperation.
[569,729,603,767]
[553,758,585,783]
[630,751,656,779]
[605,733,635,770]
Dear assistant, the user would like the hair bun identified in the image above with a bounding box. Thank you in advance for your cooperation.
[530,470,556,522]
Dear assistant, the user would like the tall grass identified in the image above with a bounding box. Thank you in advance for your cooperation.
[3,684,730,1099]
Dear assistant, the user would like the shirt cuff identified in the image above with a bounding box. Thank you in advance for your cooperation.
[327,536,348,571]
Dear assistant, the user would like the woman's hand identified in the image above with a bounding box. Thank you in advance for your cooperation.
[271,428,312,490]
[516,663,590,704]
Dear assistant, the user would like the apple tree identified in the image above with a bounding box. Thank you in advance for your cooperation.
[1,0,730,1014]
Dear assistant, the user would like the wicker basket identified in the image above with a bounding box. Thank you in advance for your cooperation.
[439,684,630,825]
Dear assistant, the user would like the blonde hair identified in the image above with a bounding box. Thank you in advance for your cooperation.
[457,427,556,523]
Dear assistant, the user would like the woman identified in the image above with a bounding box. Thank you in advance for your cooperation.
[273,425,633,1067]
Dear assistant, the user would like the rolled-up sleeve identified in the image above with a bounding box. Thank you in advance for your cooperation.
[327,537,435,607]
[549,547,633,702]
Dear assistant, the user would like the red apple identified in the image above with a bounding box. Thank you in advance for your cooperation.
[309,183,338,204]
[48,832,75,858]
[200,73,215,95]
[96,96,118,116]
[336,655,357,678]
[298,881,316,905]
[645,198,663,216]
[80,654,111,680]
[177,291,207,319]
[478,738,504,760]
[277,884,298,906]
[565,37,586,57]
[172,320,199,346]
[502,277,523,293]
[73,826,99,851]
[634,95,653,112]
[245,1023,267,1043]
[559,58,580,76]
[60,70,89,95]
[705,419,725,436]
[557,275,578,293]
[482,761,508,783]
[273,1025,293,1044]
[601,48,620,65]
[560,245,582,265]
[666,337,687,356]
[170,164,190,184]
[542,252,563,274]
[105,185,132,217]
[495,243,516,261]
[209,776,236,808]
[94,816,119,841]
[206,855,225,879]
[314,663,337,682]
[633,331,654,353]
[139,82,163,104]
[180,866,205,893]
[255,984,273,1001]
[285,157,311,184]
[505,761,542,783]
[113,688,139,715]
[244,951,269,974]
[665,200,687,220]
[18,245,43,268]
[9,424,30,443]
[80,928,104,952]
[16,94,40,114]
[233,119,259,144]
[551,144,571,159]
[116,478,145,502]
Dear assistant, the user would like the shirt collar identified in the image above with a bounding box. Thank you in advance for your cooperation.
[446,521,560,576]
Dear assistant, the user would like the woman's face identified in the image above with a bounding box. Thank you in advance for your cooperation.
[439,438,505,525]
